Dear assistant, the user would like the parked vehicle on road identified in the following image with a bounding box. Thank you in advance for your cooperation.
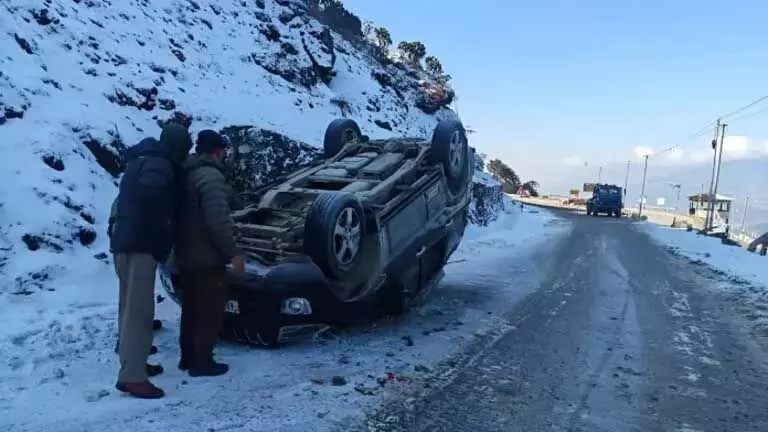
[159,118,473,346]
[586,183,623,217]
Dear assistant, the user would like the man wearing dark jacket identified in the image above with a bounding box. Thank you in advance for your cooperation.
[110,123,192,399]
[176,130,245,377]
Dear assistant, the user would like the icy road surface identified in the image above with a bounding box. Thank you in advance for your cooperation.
[1,205,569,432]
[352,210,768,432]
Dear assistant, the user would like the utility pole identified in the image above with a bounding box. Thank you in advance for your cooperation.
[710,122,728,228]
[623,160,630,198]
[638,154,649,218]
[741,194,750,230]
[597,166,602,184]
[705,119,721,230]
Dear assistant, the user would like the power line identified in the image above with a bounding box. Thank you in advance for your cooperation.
[726,104,768,125]
[649,94,768,158]
[650,124,716,157]
[719,94,768,121]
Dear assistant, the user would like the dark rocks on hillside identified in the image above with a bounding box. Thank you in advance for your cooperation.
[81,134,126,177]
[42,154,65,171]
[106,85,159,111]
[157,111,193,130]
[1,105,27,124]
[301,27,336,85]
[330,97,351,116]
[31,9,58,26]
[42,78,62,90]
[21,234,42,251]
[374,120,392,131]
[186,0,201,11]
[220,126,319,196]
[415,95,441,115]
[75,227,97,247]
[171,48,186,63]
[371,71,391,88]
[14,34,34,54]
[158,98,176,111]
[21,233,63,252]
[259,24,281,42]
[307,0,363,42]
[469,182,504,226]
[253,11,271,22]
[281,42,299,55]
[279,10,298,24]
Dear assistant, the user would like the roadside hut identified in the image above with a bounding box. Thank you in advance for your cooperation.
[688,193,733,223]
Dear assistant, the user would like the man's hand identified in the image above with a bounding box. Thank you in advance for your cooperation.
[230,254,246,275]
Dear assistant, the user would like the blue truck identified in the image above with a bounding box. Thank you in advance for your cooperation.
[586,183,623,217]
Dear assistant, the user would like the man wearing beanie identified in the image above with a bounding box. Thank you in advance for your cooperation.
[175,129,245,377]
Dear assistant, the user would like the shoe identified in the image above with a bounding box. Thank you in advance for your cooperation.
[115,380,165,399]
[153,319,162,331]
[147,363,164,377]
[188,359,229,377]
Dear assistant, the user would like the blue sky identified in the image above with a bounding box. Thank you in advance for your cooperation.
[343,0,768,192]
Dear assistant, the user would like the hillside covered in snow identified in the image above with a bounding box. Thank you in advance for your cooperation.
[0,0,501,294]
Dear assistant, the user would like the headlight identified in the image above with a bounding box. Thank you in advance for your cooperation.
[281,297,312,315]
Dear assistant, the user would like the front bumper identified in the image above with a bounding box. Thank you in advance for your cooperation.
[158,257,339,346]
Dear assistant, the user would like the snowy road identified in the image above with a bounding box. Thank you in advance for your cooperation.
[353,211,768,432]
[1,206,572,432]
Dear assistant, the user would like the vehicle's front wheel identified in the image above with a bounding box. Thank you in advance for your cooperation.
[304,192,372,286]
[429,120,470,196]
[323,118,362,159]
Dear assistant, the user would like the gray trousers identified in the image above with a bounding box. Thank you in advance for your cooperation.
[114,253,157,383]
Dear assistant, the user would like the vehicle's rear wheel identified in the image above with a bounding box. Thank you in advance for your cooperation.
[429,120,470,196]
[323,118,362,159]
[304,192,371,283]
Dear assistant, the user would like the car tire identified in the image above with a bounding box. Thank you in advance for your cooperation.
[429,120,470,196]
[323,118,362,159]
[304,192,369,282]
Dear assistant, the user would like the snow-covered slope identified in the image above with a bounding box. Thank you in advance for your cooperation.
[0,0,477,293]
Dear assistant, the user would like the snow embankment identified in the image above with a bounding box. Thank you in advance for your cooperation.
[0,203,569,432]
[645,225,768,289]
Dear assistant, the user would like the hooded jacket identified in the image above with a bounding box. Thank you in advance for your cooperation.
[109,124,192,262]
[174,152,239,269]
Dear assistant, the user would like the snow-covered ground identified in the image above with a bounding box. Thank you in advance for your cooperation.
[645,224,768,290]
[0,203,569,432]
[645,224,768,341]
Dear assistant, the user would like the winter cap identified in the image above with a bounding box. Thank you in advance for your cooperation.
[195,129,228,153]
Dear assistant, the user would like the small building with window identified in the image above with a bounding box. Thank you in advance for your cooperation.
[688,193,733,223]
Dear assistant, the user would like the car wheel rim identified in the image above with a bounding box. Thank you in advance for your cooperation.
[342,128,358,145]
[448,131,463,172]
[333,207,361,266]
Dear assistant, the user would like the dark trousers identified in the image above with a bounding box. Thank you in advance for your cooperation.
[178,266,228,365]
